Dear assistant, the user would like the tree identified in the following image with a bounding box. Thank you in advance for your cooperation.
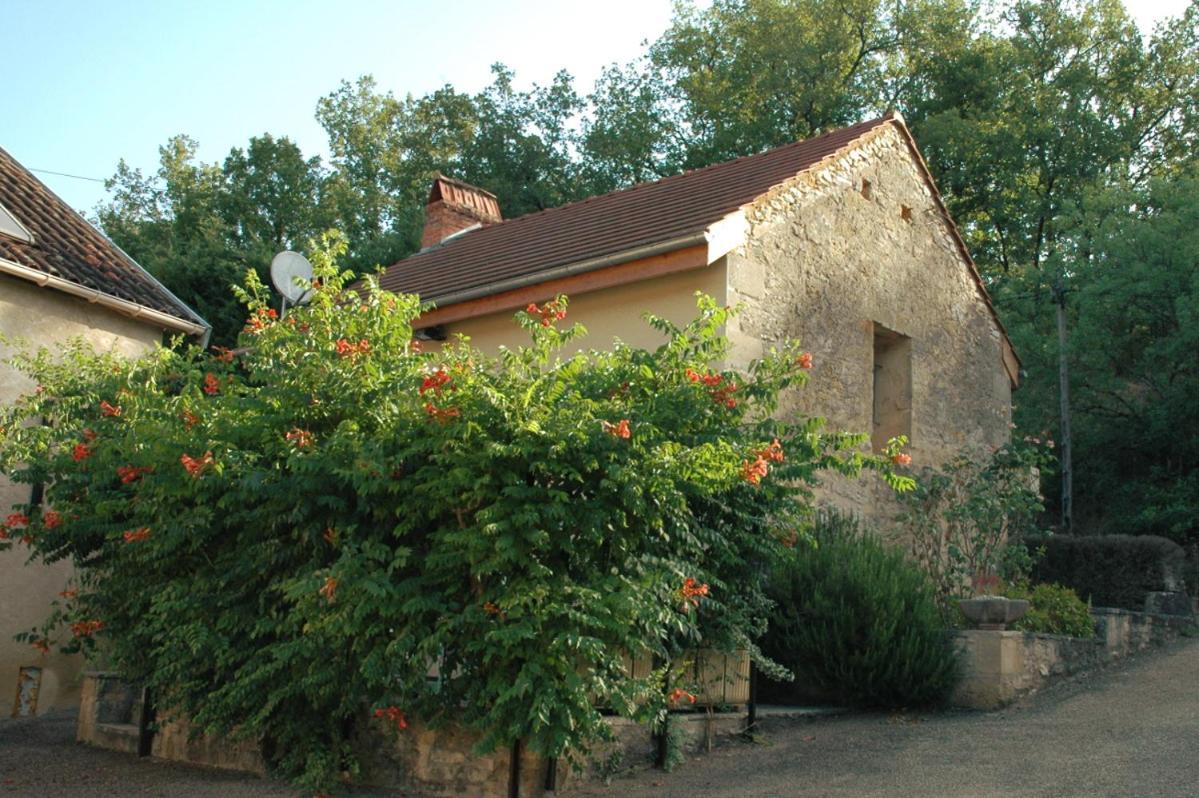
[98,135,332,345]
[1048,172,1199,542]
[0,237,910,791]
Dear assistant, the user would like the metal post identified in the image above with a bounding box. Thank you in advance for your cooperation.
[508,738,522,798]
[1055,283,1073,533]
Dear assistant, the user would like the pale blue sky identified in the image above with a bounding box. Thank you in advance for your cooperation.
[4,0,1190,215]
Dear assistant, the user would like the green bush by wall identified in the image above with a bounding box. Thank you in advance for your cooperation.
[762,513,959,708]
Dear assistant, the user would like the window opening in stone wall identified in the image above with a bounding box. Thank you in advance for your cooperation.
[900,205,912,222]
[872,324,912,453]
[860,179,872,200]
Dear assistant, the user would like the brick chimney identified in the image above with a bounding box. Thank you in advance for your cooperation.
[420,174,502,249]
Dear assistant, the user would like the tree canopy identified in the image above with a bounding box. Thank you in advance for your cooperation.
[94,0,1199,541]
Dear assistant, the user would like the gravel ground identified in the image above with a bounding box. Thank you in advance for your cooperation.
[576,637,1199,798]
[2,638,1196,797]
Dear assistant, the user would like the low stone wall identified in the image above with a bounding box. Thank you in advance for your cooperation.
[77,671,747,796]
[952,607,1193,709]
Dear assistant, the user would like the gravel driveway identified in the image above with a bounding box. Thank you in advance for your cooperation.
[2,638,1196,797]
[577,637,1199,798]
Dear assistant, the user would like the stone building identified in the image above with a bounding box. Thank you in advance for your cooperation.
[378,112,1019,525]
[0,146,209,717]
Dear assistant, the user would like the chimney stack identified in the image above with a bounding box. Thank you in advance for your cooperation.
[420,175,502,249]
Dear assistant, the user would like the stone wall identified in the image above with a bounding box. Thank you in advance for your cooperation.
[1,277,163,717]
[952,608,1192,709]
[76,668,748,796]
[725,123,1013,529]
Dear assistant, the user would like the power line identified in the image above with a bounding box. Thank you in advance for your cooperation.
[28,168,106,184]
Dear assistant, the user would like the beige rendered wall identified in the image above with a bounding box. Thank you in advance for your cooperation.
[725,124,1012,531]
[0,276,162,717]
[438,260,727,354]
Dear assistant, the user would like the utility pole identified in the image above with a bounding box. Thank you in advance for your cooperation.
[1053,282,1073,533]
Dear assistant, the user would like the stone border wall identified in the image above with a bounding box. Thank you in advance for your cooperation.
[77,670,747,796]
[952,607,1193,709]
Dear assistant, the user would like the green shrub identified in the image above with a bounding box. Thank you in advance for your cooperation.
[1027,534,1186,610]
[0,238,913,793]
[1006,582,1094,637]
[762,512,959,708]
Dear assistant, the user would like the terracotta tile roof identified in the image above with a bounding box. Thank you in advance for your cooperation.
[379,115,894,301]
[0,145,206,329]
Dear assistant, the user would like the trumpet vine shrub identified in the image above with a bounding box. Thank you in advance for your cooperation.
[0,238,909,791]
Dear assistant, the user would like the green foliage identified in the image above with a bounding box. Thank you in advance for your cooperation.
[1005,581,1095,638]
[1030,173,1199,544]
[1026,534,1187,611]
[762,512,959,709]
[895,439,1053,611]
[0,238,909,792]
[93,0,1199,540]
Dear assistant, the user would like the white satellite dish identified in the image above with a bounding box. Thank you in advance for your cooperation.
[270,251,314,305]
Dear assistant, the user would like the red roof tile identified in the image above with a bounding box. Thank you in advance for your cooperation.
[0,146,206,329]
[379,115,893,301]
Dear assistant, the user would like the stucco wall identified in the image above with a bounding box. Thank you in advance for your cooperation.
[437,261,727,354]
[0,276,162,717]
[724,124,1012,529]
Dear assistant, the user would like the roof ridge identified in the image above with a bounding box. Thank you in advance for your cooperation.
[443,114,896,236]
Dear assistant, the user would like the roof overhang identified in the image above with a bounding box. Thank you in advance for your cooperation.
[0,257,211,340]
[414,211,747,330]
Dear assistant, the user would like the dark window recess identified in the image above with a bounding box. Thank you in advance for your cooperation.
[872,324,912,453]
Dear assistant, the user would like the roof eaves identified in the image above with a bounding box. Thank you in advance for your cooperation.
[427,229,712,308]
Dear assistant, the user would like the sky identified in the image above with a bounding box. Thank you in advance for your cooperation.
[4,0,1193,215]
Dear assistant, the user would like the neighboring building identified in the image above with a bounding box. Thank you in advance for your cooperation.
[379,113,1019,528]
[0,146,209,717]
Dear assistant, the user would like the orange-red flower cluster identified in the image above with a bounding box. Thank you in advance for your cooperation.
[335,338,371,359]
[891,452,912,466]
[373,705,408,731]
[423,402,461,423]
[285,428,314,449]
[419,369,452,395]
[796,352,814,369]
[100,400,122,417]
[686,368,739,408]
[526,300,567,327]
[319,576,337,602]
[59,589,78,600]
[322,527,338,546]
[83,428,97,442]
[6,513,29,528]
[483,601,501,616]
[668,687,697,705]
[70,620,104,638]
[759,438,784,463]
[43,511,61,529]
[71,442,91,461]
[181,409,199,429]
[741,456,769,485]
[203,373,221,395]
[601,419,631,439]
[211,346,236,363]
[244,307,278,334]
[122,527,151,543]
[679,577,710,612]
[31,639,51,655]
[116,465,151,484]
[180,451,214,477]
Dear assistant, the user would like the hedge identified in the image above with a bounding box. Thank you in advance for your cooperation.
[1027,534,1186,610]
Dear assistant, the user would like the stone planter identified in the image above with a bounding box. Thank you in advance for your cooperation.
[958,596,1030,631]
